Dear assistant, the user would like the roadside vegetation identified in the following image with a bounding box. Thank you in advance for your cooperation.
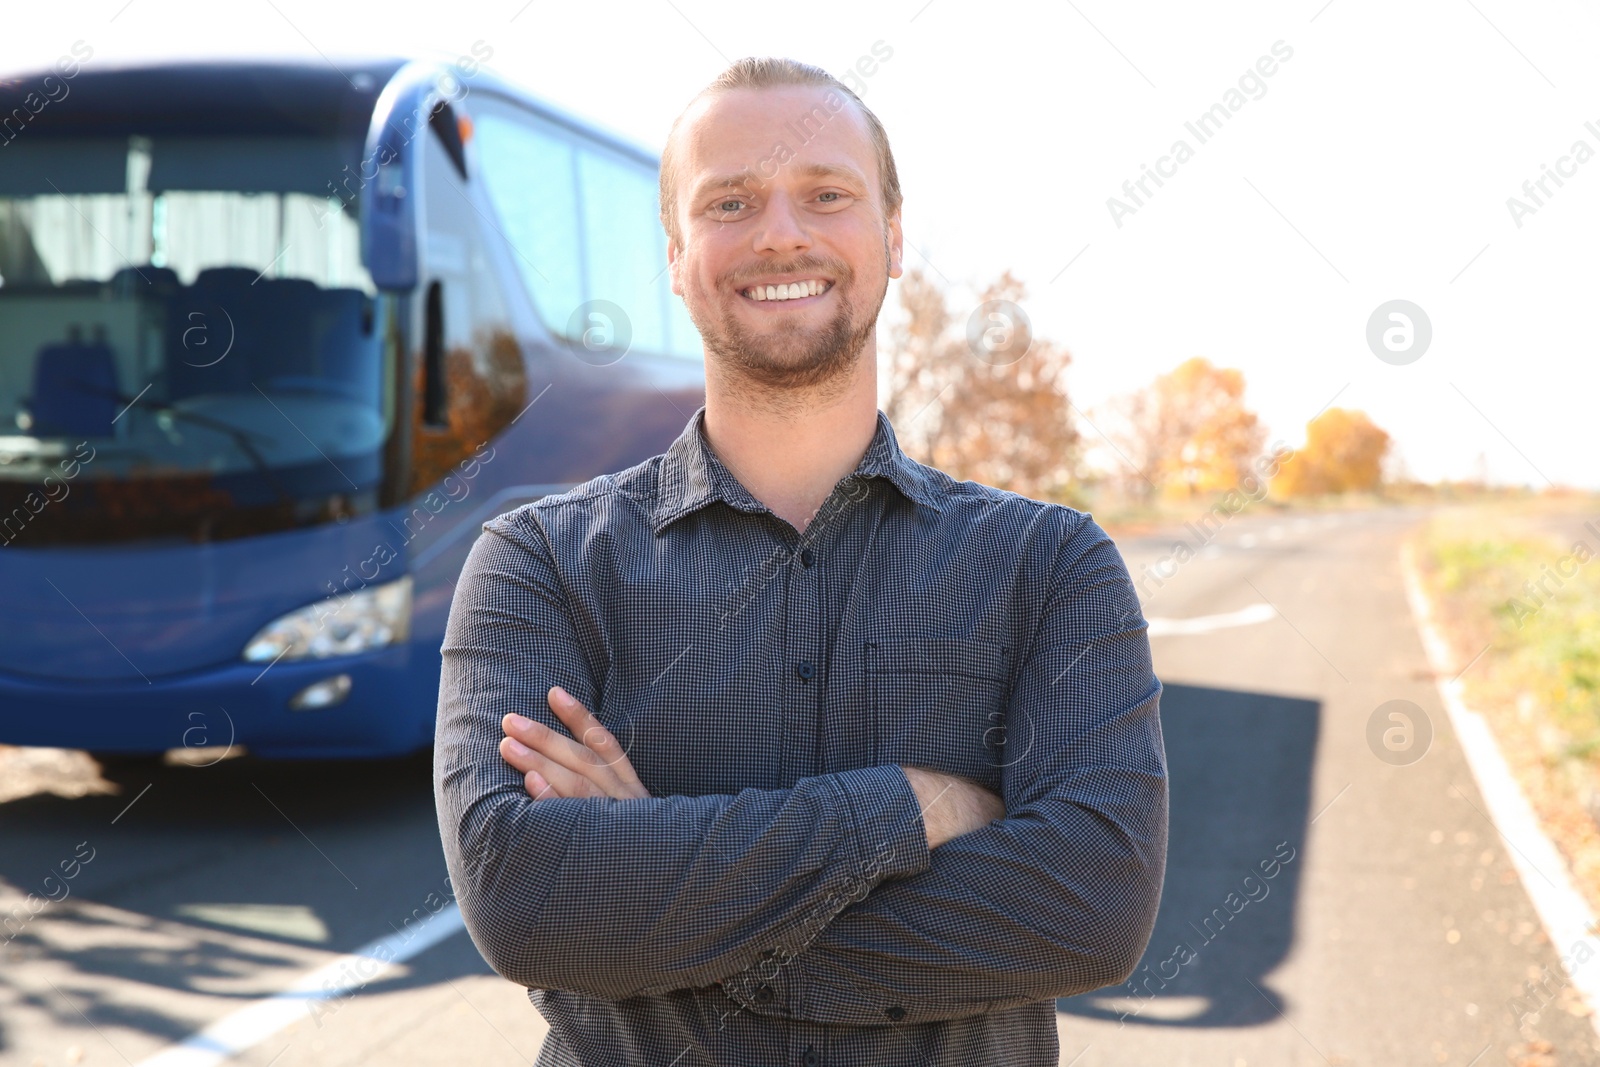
[1414,498,1600,911]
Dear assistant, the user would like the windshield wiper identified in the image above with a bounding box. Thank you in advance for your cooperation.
[63,381,297,506]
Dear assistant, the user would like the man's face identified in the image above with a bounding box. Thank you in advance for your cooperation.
[667,85,904,392]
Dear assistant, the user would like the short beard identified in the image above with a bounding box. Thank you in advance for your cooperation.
[683,243,889,408]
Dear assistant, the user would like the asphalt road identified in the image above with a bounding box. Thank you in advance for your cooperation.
[2,504,1596,1066]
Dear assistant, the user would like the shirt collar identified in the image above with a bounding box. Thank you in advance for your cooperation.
[650,405,944,535]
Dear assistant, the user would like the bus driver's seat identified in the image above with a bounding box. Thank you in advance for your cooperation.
[30,325,120,438]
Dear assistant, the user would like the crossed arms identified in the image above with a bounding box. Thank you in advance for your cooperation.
[432,510,1168,1026]
[497,685,1002,850]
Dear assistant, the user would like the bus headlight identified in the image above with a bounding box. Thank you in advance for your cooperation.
[242,577,412,663]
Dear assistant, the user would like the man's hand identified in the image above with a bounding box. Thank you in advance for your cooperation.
[500,686,651,801]
[900,766,1005,849]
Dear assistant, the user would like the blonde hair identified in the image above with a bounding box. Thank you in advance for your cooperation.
[658,56,902,253]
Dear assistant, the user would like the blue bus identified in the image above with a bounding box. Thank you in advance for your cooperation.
[0,53,705,760]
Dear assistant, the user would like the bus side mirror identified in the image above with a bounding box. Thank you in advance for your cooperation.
[363,139,417,291]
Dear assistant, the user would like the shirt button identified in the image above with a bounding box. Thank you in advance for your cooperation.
[800,548,815,567]
[795,660,814,681]
[803,1050,820,1066]
[754,984,774,1004]
[885,1005,906,1021]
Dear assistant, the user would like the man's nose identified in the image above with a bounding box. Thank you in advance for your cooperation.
[753,191,811,256]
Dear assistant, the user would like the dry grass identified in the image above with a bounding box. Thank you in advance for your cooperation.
[1414,498,1600,916]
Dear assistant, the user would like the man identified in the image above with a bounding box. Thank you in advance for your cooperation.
[434,56,1167,1067]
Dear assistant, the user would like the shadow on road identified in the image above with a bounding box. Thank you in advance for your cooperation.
[0,748,500,1054]
[1058,681,1319,1029]
[3,678,1321,1051]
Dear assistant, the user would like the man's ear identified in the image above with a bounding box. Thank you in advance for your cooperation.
[667,236,683,295]
[886,208,904,280]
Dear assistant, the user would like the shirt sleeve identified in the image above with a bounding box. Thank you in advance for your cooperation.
[722,512,1169,1025]
[433,516,933,1002]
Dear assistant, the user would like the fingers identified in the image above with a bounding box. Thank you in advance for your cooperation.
[500,713,613,795]
[498,735,603,799]
[548,686,649,795]
[501,710,591,778]
[497,687,648,801]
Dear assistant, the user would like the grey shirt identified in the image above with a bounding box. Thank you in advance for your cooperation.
[433,404,1168,1067]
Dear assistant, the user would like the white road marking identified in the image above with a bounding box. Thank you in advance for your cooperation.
[1081,993,1212,1022]
[133,903,467,1066]
[1401,543,1600,1041]
[1146,602,1276,636]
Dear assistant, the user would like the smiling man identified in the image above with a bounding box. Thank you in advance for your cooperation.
[434,57,1168,1067]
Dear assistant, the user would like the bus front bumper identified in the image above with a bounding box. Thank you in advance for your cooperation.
[0,647,435,759]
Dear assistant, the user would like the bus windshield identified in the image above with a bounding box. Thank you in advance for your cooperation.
[0,132,398,546]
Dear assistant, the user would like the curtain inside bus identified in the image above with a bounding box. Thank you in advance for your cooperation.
[0,133,402,546]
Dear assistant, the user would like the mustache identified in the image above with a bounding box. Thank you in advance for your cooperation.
[720,255,852,290]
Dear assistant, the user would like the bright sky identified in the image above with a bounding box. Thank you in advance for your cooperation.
[7,0,1597,488]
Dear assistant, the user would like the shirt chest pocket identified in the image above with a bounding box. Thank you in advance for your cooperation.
[866,637,1013,794]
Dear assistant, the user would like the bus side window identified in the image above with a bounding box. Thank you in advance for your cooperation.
[472,95,697,362]
[574,146,666,357]
[409,112,528,497]
[469,97,584,341]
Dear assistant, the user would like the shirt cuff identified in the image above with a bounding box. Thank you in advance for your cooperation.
[831,762,933,885]
[715,765,931,1014]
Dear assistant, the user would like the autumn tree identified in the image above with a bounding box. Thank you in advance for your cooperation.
[1113,357,1266,500]
[880,268,956,455]
[881,269,1079,502]
[1275,407,1391,496]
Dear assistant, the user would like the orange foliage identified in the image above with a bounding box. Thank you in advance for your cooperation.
[409,329,528,495]
[1119,357,1265,500]
[1274,407,1390,496]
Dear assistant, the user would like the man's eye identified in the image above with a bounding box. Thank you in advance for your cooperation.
[817,191,841,203]
[716,199,746,214]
